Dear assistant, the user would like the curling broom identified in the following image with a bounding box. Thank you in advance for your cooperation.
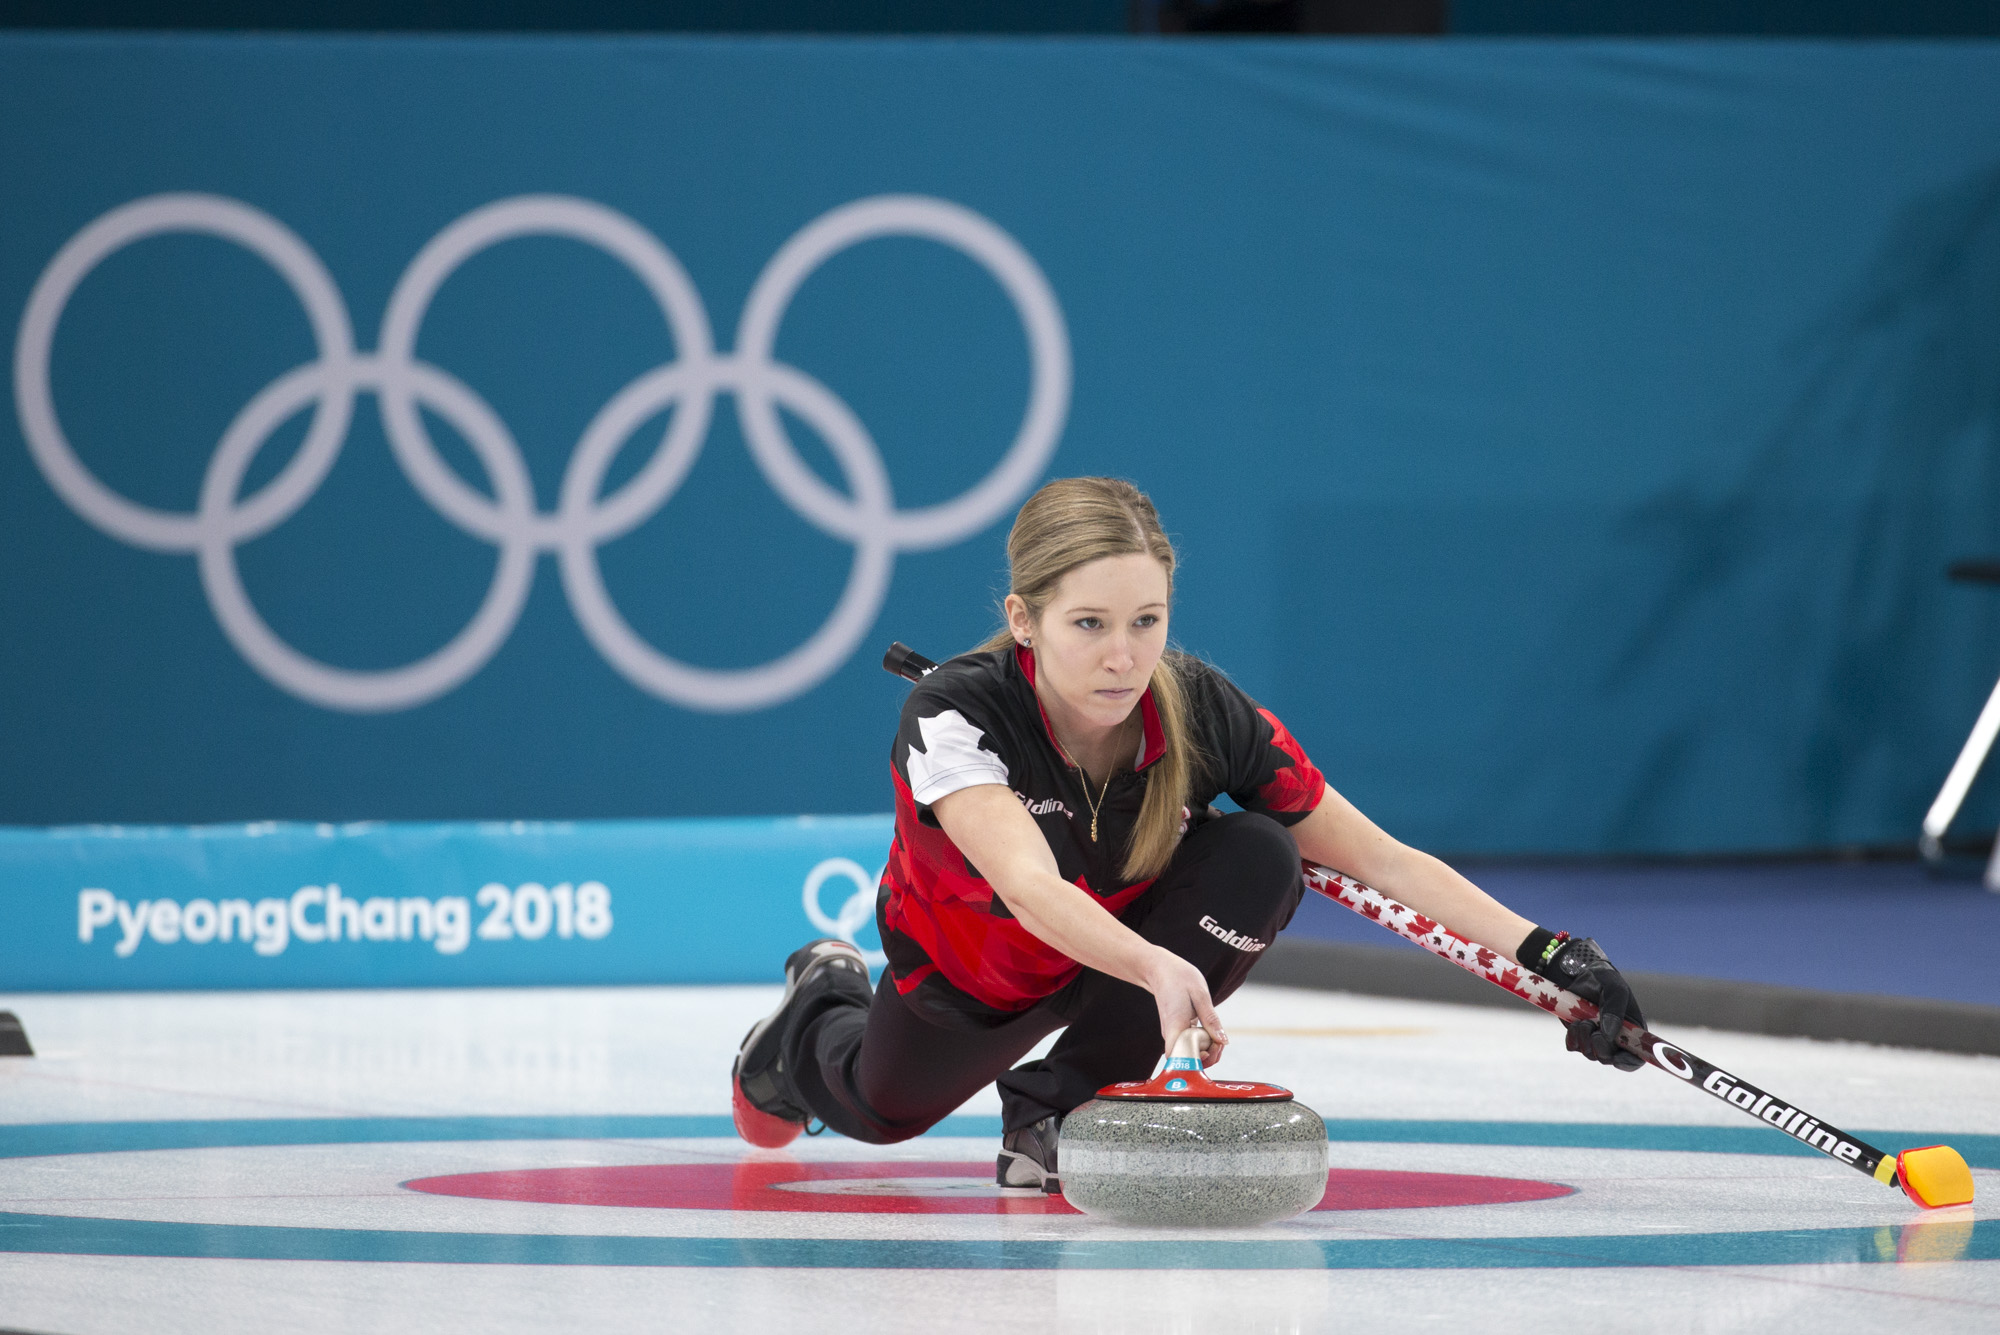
[1302,864,1976,1209]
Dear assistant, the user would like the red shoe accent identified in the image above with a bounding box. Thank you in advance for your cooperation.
[732,1071,805,1148]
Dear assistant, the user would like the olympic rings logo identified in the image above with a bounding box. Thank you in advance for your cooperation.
[802,857,886,969]
[13,193,1070,713]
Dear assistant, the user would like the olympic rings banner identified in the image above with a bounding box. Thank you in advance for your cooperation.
[16,191,1066,716]
[0,817,896,991]
[6,36,2000,857]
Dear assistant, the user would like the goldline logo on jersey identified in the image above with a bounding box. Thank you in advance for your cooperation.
[76,882,613,958]
[1019,793,1074,820]
[1199,914,1267,953]
[1701,1068,1865,1163]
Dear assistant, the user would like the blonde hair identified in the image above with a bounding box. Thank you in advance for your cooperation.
[980,477,1195,882]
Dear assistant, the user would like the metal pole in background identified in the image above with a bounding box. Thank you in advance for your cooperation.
[1920,668,2000,891]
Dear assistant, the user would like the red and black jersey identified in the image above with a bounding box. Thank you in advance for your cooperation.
[880,645,1325,1016]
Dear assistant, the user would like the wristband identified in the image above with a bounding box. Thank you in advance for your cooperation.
[1517,926,1570,971]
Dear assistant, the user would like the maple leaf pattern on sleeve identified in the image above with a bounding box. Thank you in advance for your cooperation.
[904,709,1010,807]
[1252,707,1325,814]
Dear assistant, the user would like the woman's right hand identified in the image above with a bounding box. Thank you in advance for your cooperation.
[1143,947,1227,1067]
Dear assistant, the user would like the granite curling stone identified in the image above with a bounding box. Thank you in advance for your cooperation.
[1060,1028,1328,1227]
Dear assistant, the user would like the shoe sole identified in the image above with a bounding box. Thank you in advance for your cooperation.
[732,1069,805,1149]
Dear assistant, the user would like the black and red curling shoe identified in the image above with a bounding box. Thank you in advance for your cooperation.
[730,938,871,1148]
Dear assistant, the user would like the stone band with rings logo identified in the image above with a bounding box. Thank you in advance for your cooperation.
[14,193,1071,713]
[801,857,886,968]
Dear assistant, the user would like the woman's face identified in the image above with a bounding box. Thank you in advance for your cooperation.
[1011,552,1171,735]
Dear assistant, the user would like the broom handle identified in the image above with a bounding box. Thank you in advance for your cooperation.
[1301,864,1902,1191]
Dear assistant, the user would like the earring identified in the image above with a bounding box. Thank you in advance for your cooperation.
[1023,637,1032,648]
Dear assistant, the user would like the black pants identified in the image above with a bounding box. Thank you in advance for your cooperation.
[782,812,1306,1143]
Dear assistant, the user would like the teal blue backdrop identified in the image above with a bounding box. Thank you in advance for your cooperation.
[5,36,2000,855]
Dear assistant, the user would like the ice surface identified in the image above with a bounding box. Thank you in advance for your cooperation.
[0,982,1995,1334]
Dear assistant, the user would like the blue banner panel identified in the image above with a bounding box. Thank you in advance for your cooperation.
[5,37,2000,853]
[0,817,893,990]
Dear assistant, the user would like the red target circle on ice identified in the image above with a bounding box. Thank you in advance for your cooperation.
[403,1161,1573,1215]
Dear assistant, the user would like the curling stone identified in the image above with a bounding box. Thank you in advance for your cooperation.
[1060,1027,1327,1227]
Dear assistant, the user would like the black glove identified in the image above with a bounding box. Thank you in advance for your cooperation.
[1521,930,1645,1073]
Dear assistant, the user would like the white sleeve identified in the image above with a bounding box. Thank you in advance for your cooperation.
[905,709,1012,807]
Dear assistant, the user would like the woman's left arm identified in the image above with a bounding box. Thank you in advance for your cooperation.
[1286,783,1646,1072]
[1287,785,1535,964]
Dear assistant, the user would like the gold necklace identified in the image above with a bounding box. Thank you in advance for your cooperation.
[1052,722,1127,843]
[1076,763,1114,843]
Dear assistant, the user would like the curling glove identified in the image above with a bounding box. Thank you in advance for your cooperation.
[1520,929,1645,1073]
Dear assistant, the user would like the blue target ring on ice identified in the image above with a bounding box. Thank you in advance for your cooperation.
[0,1115,1991,1270]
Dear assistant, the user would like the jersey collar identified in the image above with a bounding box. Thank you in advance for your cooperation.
[1014,644,1166,772]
